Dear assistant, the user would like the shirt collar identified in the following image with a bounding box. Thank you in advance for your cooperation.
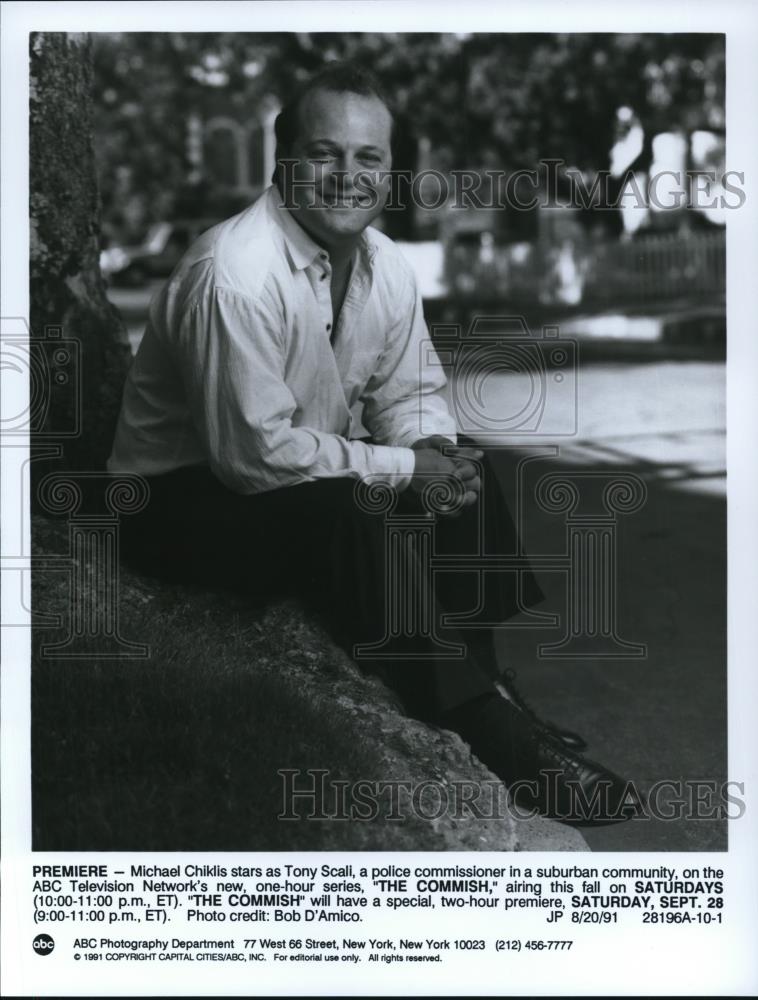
[265,185,378,271]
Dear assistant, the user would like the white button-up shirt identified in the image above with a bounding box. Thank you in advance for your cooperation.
[108,186,457,495]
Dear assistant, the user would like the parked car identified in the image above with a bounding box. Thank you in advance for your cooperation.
[100,218,217,286]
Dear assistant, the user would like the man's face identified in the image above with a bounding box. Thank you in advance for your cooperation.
[281,88,393,248]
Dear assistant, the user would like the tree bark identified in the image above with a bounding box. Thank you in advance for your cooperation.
[29,32,131,475]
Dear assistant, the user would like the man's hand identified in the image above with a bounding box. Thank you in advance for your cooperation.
[409,440,482,514]
[411,435,484,465]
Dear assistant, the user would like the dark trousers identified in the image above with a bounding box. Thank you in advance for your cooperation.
[120,439,543,720]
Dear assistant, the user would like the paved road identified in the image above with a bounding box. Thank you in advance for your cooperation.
[454,360,725,497]
[471,361,726,850]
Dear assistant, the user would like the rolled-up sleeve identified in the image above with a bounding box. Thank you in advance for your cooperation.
[361,267,458,448]
[174,286,416,494]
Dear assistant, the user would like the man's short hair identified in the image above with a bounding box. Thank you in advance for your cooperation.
[272,61,395,178]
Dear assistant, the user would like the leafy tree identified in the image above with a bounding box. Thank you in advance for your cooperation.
[91,32,724,233]
[30,32,131,473]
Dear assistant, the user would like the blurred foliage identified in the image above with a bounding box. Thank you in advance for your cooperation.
[92,32,725,235]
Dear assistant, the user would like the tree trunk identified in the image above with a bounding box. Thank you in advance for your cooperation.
[29,32,131,476]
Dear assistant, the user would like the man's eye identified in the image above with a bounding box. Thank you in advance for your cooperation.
[309,151,335,162]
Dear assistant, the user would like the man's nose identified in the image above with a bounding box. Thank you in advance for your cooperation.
[323,157,360,193]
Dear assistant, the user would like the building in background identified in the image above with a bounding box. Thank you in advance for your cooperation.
[186,92,280,201]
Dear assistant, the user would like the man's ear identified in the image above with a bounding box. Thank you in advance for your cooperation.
[272,149,297,206]
[271,145,286,187]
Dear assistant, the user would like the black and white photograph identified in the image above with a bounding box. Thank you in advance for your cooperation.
[2,1,757,996]
[28,26,730,852]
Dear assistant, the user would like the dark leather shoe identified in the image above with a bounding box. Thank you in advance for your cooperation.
[496,669,588,752]
[440,692,643,826]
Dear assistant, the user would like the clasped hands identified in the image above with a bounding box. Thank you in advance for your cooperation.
[409,435,483,514]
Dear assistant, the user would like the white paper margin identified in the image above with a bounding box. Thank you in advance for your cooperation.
[2,1,757,995]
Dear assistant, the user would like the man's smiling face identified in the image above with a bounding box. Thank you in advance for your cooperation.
[282,87,393,248]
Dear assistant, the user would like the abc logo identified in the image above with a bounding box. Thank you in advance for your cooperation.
[33,933,55,956]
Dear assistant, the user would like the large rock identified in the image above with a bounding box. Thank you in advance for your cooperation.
[258,602,587,851]
[32,514,587,852]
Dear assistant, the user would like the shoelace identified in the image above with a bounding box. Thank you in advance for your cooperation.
[497,668,544,727]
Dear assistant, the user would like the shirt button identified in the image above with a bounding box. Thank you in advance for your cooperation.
[326,323,332,331]
[320,273,327,281]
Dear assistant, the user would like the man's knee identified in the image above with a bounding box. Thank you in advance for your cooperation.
[303,475,405,516]
[299,475,361,509]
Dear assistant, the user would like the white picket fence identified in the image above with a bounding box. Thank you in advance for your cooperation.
[443,228,726,306]
[584,230,726,302]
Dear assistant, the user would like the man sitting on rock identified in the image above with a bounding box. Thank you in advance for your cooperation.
[110,61,641,826]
